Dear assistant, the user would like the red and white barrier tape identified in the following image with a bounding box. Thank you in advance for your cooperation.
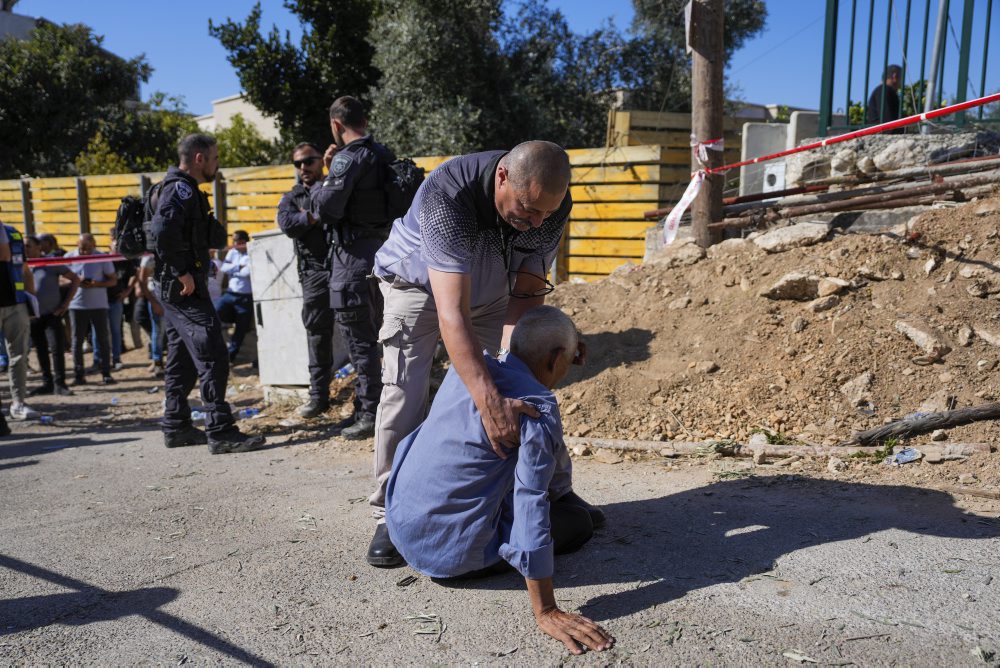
[26,253,128,267]
[663,91,1000,245]
[692,135,724,168]
[663,171,705,245]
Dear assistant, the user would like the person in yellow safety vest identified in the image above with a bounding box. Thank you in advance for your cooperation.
[0,220,39,434]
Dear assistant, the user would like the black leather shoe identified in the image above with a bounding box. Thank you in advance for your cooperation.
[366,523,403,567]
[28,384,54,397]
[557,490,606,529]
[208,429,266,454]
[297,398,329,419]
[330,414,356,432]
[341,414,375,440]
[164,425,208,448]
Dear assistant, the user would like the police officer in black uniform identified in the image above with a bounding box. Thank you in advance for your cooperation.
[276,142,336,418]
[150,133,266,454]
[310,96,394,440]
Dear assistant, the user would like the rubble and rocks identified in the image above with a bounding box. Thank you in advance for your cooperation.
[753,221,830,253]
[549,196,1000,448]
[839,372,874,407]
[760,272,820,301]
[785,132,990,185]
[645,240,706,268]
[895,321,952,357]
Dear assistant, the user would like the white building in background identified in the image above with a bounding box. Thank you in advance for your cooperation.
[195,94,281,142]
[0,8,37,39]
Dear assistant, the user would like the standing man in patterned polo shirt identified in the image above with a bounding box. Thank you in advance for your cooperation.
[366,141,605,566]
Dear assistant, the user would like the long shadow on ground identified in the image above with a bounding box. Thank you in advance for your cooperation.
[443,476,1000,622]
[0,554,274,666]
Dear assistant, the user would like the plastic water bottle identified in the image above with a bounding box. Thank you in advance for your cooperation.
[191,410,206,422]
[39,415,54,425]
[237,407,260,420]
[334,363,355,379]
[111,397,119,406]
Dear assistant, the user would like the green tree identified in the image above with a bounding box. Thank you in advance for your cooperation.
[498,1,624,148]
[98,92,201,172]
[627,0,767,112]
[209,0,379,146]
[369,0,505,156]
[216,113,281,166]
[0,21,151,178]
[74,130,130,175]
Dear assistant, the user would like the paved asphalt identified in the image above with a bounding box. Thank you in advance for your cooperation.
[1,425,999,666]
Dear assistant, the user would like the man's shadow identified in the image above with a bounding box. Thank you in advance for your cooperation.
[561,328,654,385]
[0,554,274,666]
[446,476,1000,622]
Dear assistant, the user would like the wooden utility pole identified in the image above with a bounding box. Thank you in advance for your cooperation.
[689,0,724,247]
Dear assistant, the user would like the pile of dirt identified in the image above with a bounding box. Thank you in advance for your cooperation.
[548,196,1000,449]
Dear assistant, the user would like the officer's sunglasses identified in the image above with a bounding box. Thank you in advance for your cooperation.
[508,270,556,299]
[293,156,321,169]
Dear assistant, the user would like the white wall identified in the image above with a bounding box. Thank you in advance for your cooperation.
[196,94,281,142]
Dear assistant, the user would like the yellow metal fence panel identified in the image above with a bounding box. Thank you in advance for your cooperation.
[7,144,700,279]
[0,179,24,220]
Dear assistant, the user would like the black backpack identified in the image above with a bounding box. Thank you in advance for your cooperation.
[383,158,424,221]
[111,181,164,259]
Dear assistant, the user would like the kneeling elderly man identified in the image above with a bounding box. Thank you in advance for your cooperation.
[386,306,614,654]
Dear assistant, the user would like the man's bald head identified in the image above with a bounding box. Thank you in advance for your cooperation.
[494,141,571,232]
[504,141,571,197]
[78,233,96,254]
[510,305,580,389]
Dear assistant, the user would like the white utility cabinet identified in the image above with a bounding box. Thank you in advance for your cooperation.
[248,228,348,387]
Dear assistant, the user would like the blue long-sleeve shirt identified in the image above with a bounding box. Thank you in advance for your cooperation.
[385,353,568,580]
[221,248,252,295]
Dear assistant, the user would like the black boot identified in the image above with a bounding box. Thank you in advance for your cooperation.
[341,414,375,440]
[28,383,54,397]
[164,425,208,448]
[296,398,329,419]
[366,523,403,567]
[208,429,266,454]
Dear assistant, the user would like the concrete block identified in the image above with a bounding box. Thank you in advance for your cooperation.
[739,122,788,197]
[644,223,694,262]
[787,111,819,149]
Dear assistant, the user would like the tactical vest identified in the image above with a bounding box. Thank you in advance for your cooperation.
[2,225,28,305]
[154,170,222,280]
[345,138,395,237]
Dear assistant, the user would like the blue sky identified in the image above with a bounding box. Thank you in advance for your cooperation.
[16,0,999,117]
